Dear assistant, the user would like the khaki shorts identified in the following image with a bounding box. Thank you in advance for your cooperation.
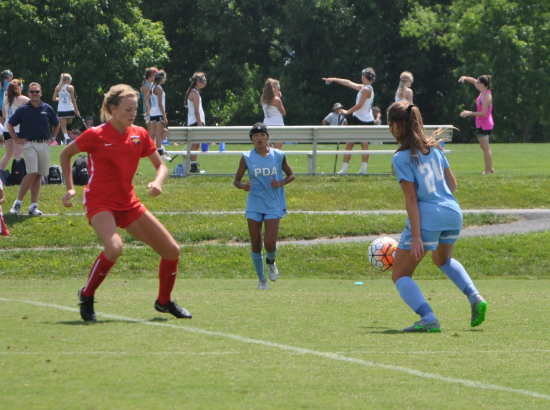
[22,141,50,175]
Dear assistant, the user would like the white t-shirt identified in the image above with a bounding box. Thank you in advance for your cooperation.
[353,85,374,122]
[150,85,165,117]
[323,112,346,125]
[262,103,284,126]
[57,84,74,112]
[187,89,205,125]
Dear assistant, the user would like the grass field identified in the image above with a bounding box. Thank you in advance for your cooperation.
[1,143,549,409]
[1,279,550,410]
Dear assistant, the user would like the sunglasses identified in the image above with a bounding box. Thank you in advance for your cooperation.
[29,90,41,94]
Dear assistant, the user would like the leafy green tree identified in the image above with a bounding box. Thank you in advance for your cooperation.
[0,0,170,124]
[143,0,459,128]
[402,0,550,142]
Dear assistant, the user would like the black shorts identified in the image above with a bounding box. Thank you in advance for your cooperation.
[58,110,75,118]
[351,117,375,126]
[188,122,199,127]
[149,115,164,123]
[3,131,19,141]
[476,127,492,136]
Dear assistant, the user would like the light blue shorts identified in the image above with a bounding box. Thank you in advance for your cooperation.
[398,228,460,251]
[245,212,282,222]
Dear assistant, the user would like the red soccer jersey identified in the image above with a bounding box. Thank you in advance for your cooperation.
[75,122,156,211]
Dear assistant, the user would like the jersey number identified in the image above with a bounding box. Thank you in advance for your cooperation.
[418,159,444,194]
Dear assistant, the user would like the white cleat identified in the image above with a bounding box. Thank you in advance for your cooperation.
[267,262,279,281]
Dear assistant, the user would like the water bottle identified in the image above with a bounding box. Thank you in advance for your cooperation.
[219,142,226,152]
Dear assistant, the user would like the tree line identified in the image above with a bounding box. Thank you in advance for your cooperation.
[2,0,549,142]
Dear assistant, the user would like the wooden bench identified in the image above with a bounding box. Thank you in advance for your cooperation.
[166,125,453,176]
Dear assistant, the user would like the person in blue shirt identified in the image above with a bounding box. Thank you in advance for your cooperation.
[7,82,60,216]
[233,123,295,289]
[387,100,487,333]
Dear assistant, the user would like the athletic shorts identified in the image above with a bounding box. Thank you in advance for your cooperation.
[58,110,75,119]
[3,131,19,141]
[476,127,492,137]
[85,203,147,229]
[351,117,375,126]
[245,212,283,222]
[149,115,164,123]
[398,227,461,251]
[22,141,50,175]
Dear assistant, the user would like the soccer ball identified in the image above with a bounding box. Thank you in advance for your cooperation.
[368,237,398,271]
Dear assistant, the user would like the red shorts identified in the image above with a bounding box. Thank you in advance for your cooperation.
[85,203,147,229]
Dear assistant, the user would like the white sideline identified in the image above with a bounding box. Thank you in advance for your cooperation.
[1,297,549,401]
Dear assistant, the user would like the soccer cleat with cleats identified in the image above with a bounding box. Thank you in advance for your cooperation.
[403,318,441,333]
[266,260,279,282]
[10,202,20,215]
[154,299,193,319]
[77,287,97,321]
[28,206,43,216]
[257,280,269,290]
[190,163,206,174]
[471,295,487,327]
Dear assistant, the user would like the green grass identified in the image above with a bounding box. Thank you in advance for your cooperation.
[1,143,549,409]
[1,278,550,410]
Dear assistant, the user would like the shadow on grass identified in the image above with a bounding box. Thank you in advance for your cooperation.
[55,317,169,326]
[359,326,403,334]
[55,320,126,325]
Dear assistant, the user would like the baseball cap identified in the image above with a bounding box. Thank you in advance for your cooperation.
[333,102,344,111]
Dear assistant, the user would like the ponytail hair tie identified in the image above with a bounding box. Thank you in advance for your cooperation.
[407,104,415,113]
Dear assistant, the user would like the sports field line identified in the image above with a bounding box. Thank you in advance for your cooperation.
[13,209,550,217]
[2,296,549,401]
[0,351,238,356]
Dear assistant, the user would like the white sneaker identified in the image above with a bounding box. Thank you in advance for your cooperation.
[267,262,279,281]
[257,280,269,290]
[28,206,43,216]
[337,169,347,174]
[10,202,21,215]
[357,170,367,175]
[161,153,172,161]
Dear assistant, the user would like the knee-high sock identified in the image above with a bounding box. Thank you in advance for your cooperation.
[158,257,179,305]
[251,251,265,281]
[440,258,479,304]
[395,276,434,319]
[266,248,278,262]
[82,252,116,297]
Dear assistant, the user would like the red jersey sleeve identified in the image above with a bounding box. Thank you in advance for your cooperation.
[137,127,156,158]
[75,127,100,153]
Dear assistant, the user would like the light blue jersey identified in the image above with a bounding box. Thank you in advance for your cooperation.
[244,148,287,215]
[392,147,462,231]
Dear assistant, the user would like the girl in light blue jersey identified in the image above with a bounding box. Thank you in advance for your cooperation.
[387,100,487,333]
[233,123,295,290]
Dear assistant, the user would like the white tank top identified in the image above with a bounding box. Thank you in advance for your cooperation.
[395,87,410,102]
[262,102,284,126]
[57,84,74,112]
[353,85,374,122]
[3,96,27,132]
[149,85,165,116]
[187,89,205,125]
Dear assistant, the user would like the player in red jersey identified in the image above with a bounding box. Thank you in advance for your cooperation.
[60,84,192,322]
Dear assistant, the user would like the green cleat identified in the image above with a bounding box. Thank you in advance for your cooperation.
[403,318,441,333]
[471,296,487,327]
